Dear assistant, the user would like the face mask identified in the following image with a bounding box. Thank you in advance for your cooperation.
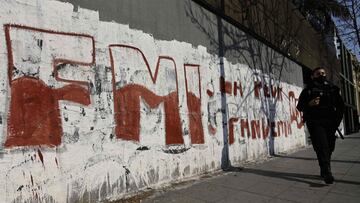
[313,75,326,83]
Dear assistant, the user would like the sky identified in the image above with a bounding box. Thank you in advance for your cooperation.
[333,11,360,61]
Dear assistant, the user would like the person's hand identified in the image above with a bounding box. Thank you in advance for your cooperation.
[308,97,320,107]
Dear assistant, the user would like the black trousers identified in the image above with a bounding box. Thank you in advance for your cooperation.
[306,120,336,173]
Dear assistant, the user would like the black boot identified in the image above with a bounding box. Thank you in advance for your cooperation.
[323,165,334,184]
[320,168,326,178]
[320,164,328,178]
[320,164,332,178]
[324,173,334,184]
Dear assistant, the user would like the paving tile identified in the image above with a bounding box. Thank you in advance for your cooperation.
[331,160,354,169]
[320,192,360,203]
[268,198,298,203]
[217,190,272,203]
[142,190,181,202]
[339,175,360,182]
[177,182,236,202]
[143,193,207,203]
[346,165,360,177]
[243,181,289,197]
[291,178,332,191]
[205,173,261,190]
[245,169,317,187]
[329,180,360,197]
[334,155,359,161]
[276,186,328,203]
[331,166,352,176]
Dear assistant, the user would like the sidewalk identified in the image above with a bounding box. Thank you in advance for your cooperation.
[141,132,360,203]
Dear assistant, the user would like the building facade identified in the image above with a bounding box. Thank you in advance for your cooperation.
[336,36,359,134]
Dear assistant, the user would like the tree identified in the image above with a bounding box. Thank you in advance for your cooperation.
[297,0,359,59]
[335,0,360,59]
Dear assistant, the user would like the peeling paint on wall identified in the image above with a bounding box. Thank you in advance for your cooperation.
[0,0,305,202]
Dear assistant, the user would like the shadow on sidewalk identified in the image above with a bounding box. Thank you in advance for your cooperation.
[224,167,360,187]
[241,168,327,188]
[274,154,360,164]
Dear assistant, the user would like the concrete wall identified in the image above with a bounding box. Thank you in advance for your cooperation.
[0,0,305,202]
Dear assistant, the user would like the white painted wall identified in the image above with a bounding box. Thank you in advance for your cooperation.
[0,0,306,202]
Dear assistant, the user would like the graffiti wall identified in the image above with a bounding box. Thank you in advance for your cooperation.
[0,0,305,202]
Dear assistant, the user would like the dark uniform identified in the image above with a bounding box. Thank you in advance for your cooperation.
[296,80,344,183]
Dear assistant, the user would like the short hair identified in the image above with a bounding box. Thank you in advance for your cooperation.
[311,67,326,75]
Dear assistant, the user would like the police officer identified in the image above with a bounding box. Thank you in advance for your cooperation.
[296,67,344,184]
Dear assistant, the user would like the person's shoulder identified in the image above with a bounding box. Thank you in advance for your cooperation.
[303,82,315,89]
[299,85,311,96]
[324,81,340,92]
[302,83,317,93]
[326,81,339,89]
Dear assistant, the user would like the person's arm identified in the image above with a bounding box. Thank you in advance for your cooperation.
[297,88,320,111]
[296,89,309,112]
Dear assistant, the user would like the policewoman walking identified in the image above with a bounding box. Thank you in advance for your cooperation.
[296,67,345,184]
